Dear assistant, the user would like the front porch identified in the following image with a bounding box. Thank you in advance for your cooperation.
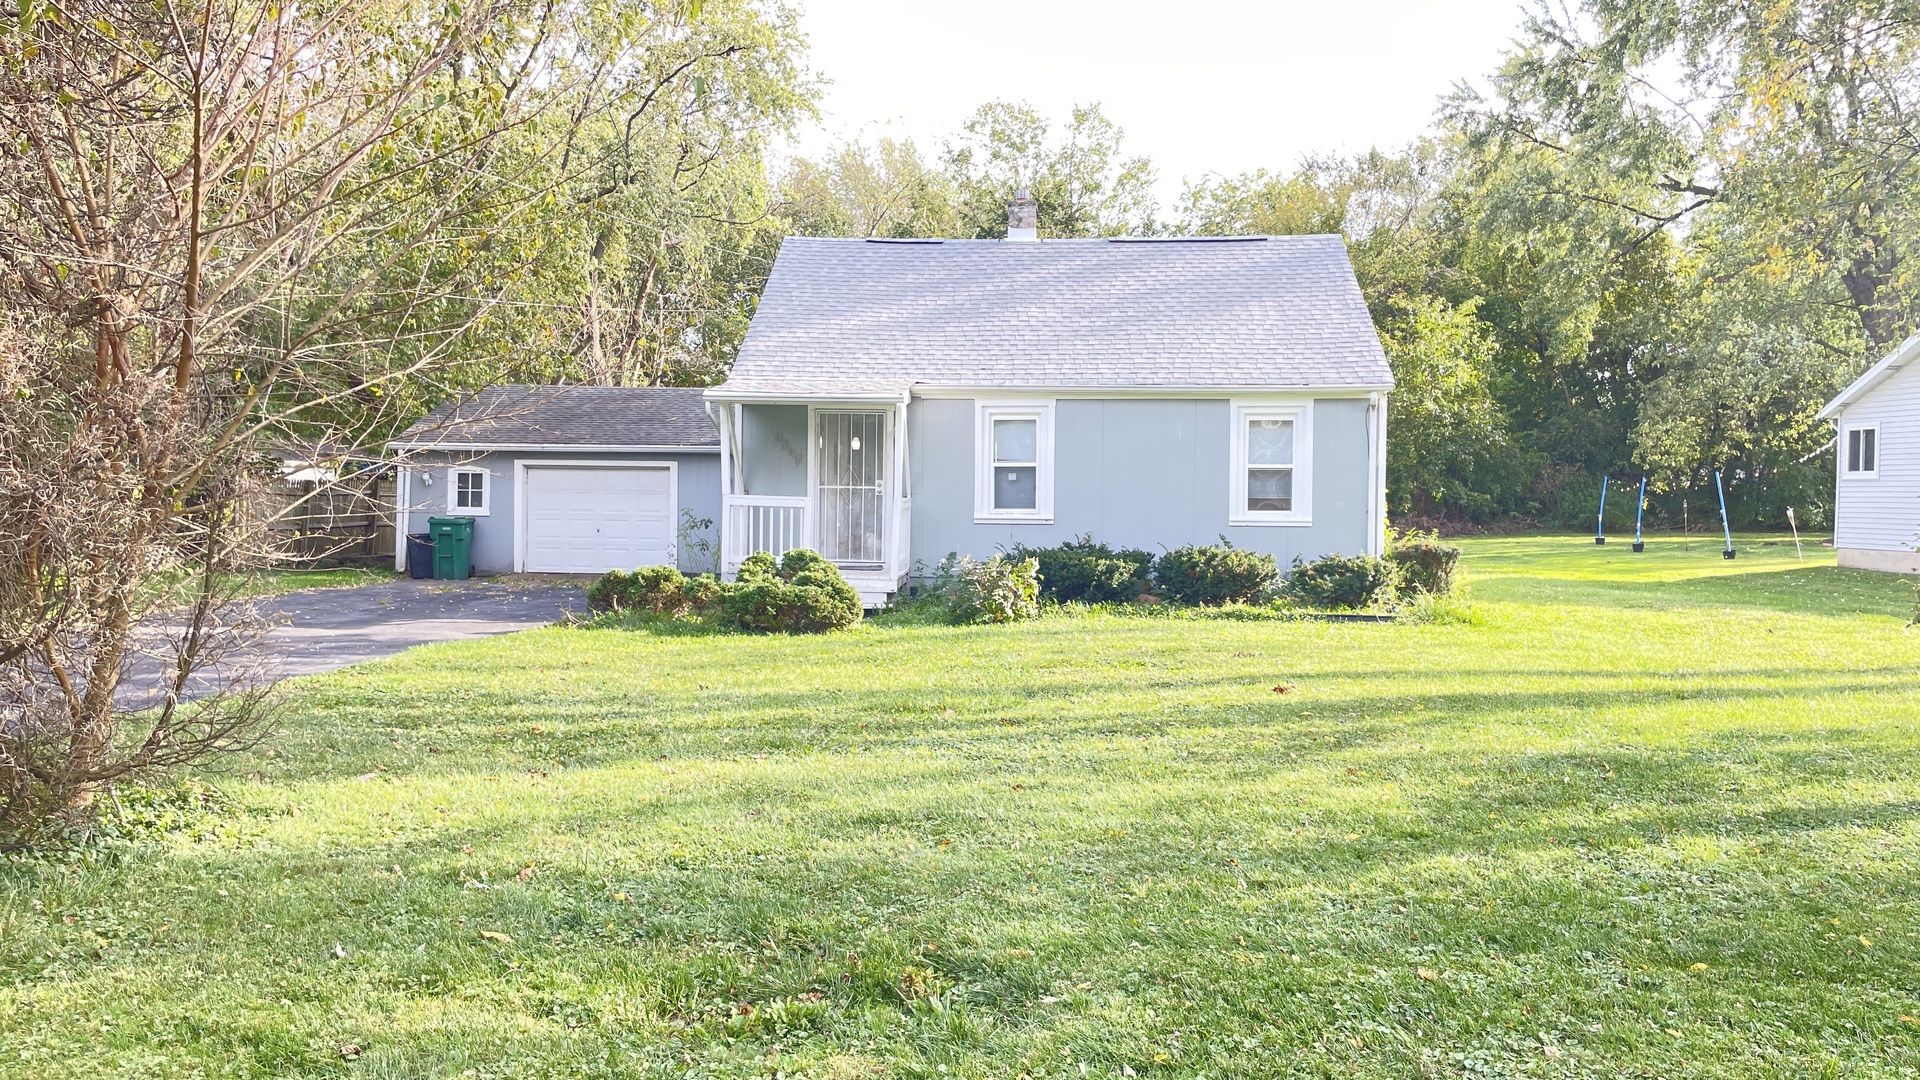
[706,389,913,607]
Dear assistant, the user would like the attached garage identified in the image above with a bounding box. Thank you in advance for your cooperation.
[389,386,721,576]
[519,463,676,573]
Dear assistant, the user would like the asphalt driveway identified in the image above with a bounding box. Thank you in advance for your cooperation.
[119,578,587,709]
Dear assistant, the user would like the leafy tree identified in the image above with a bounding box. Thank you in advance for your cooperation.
[1380,296,1509,519]
[778,138,963,238]
[1451,0,1920,519]
[943,102,1158,238]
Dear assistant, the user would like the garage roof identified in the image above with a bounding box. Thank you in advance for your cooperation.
[389,385,719,451]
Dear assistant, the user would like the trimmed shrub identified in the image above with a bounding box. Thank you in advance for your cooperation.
[1151,542,1279,605]
[588,565,687,615]
[945,555,1042,624]
[720,548,863,633]
[588,566,731,620]
[1389,538,1461,596]
[1284,553,1398,610]
[1009,534,1153,603]
[585,570,633,613]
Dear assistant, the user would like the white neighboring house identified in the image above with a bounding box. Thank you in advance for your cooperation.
[1819,333,1920,574]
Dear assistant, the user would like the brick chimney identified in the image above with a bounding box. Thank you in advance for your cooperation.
[1007,188,1038,241]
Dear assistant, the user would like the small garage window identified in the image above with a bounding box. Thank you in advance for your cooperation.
[449,467,490,515]
[1844,425,1879,479]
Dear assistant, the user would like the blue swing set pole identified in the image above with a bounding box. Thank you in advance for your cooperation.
[1632,476,1647,552]
[1595,475,1609,545]
[1714,469,1735,560]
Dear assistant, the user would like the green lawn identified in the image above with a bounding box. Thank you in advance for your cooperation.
[5,535,1919,1077]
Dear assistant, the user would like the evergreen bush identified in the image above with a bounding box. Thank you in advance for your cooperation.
[1009,534,1153,603]
[1150,542,1279,605]
[1388,537,1461,595]
[720,549,863,633]
[1283,553,1398,609]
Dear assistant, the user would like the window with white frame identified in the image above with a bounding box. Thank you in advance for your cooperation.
[975,401,1054,522]
[1844,424,1879,478]
[449,467,490,514]
[1230,401,1313,525]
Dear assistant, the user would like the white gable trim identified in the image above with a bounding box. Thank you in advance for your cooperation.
[1819,333,1920,420]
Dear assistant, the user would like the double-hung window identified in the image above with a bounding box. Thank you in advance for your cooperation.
[1844,425,1879,479]
[1230,401,1312,525]
[449,467,490,515]
[975,401,1054,522]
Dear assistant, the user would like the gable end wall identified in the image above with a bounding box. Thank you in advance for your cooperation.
[1834,356,1920,566]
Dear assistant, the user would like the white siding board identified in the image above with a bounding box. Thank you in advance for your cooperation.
[1834,356,1920,554]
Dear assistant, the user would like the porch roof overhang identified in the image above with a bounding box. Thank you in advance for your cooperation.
[703,379,913,405]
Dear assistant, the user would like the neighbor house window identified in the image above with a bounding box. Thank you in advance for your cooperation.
[1230,401,1313,525]
[974,401,1054,522]
[1844,425,1879,478]
[449,467,490,515]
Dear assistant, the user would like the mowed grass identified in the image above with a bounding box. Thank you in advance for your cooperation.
[4,535,1919,1078]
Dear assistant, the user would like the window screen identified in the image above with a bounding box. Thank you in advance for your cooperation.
[1847,427,1878,474]
[1246,418,1294,512]
[991,417,1038,511]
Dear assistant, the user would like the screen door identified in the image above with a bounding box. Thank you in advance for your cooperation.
[815,411,887,567]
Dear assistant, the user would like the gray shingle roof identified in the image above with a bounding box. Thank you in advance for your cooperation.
[723,235,1392,391]
[390,385,718,449]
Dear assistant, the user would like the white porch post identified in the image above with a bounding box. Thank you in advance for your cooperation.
[393,464,410,571]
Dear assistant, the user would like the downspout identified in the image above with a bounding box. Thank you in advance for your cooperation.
[1369,392,1389,558]
[394,462,411,572]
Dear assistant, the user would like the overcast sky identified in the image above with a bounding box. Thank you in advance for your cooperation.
[781,0,1532,207]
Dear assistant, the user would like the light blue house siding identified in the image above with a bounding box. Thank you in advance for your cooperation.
[906,397,1374,568]
[398,450,722,575]
[739,404,809,497]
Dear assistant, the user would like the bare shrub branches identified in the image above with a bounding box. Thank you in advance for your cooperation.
[0,0,804,841]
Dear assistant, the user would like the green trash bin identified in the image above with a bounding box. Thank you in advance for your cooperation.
[428,516,475,579]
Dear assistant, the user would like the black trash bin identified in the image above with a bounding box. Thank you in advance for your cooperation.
[405,532,435,579]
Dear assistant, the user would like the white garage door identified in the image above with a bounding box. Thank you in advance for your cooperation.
[522,466,674,573]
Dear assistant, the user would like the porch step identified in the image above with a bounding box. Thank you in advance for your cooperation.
[840,569,905,609]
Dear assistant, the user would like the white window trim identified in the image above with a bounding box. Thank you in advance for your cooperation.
[1843,423,1880,480]
[448,466,492,516]
[974,399,1055,523]
[1229,399,1314,526]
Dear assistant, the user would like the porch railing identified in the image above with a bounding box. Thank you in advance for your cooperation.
[723,494,810,573]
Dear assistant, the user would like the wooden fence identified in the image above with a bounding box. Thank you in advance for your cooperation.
[254,471,396,567]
